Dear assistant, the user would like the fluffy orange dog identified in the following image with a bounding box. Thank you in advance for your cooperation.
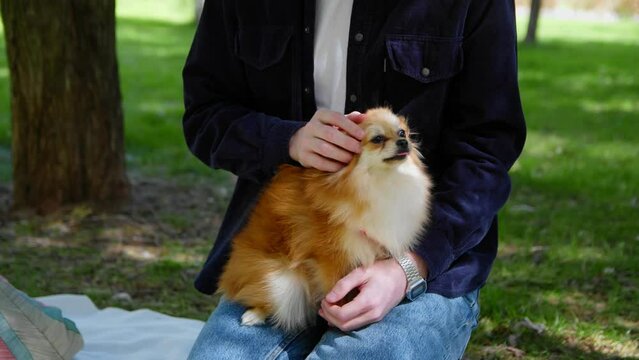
[218,108,431,332]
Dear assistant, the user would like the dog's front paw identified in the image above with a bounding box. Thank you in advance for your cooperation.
[241,309,266,326]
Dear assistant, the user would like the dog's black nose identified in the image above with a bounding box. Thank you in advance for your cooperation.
[396,139,409,151]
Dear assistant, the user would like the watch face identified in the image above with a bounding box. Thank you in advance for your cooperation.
[408,281,427,300]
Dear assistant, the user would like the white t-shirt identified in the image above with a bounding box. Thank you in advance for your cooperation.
[313,0,354,113]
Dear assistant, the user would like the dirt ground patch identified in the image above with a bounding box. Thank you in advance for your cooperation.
[0,175,234,245]
[0,175,235,319]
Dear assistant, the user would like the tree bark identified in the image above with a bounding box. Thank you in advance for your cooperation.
[1,0,129,214]
[525,0,542,44]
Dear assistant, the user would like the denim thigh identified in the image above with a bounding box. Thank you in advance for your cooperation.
[187,297,326,360]
[188,290,479,360]
[307,289,480,360]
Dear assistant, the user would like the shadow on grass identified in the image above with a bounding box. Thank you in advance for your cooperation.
[478,203,639,358]
[470,262,637,357]
[468,328,636,359]
[1,240,219,321]
[518,40,638,142]
[477,37,638,358]
[0,177,232,320]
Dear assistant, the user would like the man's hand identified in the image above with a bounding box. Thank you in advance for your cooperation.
[318,258,407,332]
[289,109,365,172]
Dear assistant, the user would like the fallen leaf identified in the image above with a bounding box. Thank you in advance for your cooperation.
[514,317,546,334]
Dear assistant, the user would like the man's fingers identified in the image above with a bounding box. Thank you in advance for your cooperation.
[326,267,368,303]
[338,308,386,332]
[317,125,361,154]
[311,138,354,164]
[321,297,369,326]
[319,112,365,141]
[319,300,380,333]
[345,111,366,124]
[294,109,365,172]
[318,307,338,329]
[319,301,358,332]
[303,153,344,172]
[326,291,374,321]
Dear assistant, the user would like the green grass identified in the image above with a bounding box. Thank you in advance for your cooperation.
[116,0,194,24]
[1,5,638,359]
[116,17,215,179]
[3,230,216,319]
[464,17,639,359]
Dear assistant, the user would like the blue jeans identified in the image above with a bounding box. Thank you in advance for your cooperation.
[188,289,480,360]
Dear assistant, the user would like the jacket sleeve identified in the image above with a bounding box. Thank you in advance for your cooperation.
[182,0,304,182]
[413,0,526,280]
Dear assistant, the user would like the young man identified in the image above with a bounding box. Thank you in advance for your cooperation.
[183,0,525,358]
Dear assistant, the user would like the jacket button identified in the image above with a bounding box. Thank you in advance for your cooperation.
[304,87,311,95]
[304,26,311,34]
[354,33,364,42]
[349,94,358,103]
[421,67,431,77]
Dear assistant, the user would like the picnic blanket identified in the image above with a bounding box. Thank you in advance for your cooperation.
[36,294,204,360]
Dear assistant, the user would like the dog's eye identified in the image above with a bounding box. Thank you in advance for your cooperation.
[371,135,386,144]
[398,129,406,138]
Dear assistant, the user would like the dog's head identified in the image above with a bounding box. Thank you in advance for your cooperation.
[355,108,420,170]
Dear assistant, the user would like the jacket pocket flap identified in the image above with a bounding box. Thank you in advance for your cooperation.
[234,26,293,70]
[385,35,463,83]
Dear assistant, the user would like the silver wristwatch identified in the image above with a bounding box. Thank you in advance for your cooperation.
[395,254,427,301]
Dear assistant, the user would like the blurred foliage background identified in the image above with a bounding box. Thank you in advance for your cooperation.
[514,0,638,15]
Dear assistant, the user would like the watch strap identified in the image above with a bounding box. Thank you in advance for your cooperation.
[395,253,427,300]
[396,254,422,284]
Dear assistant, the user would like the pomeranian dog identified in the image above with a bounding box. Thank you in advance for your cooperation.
[218,108,431,332]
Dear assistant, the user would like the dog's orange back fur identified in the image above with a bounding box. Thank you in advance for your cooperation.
[218,108,431,332]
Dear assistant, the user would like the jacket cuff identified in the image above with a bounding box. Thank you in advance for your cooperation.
[263,120,305,173]
[414,227,455,281]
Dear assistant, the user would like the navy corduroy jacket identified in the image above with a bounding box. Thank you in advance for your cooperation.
[182,0,526,298]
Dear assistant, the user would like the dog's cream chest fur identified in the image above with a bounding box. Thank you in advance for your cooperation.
[342,158,431,267]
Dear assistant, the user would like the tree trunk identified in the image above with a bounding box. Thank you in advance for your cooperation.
[195,0,205,23]
[525,0,542,44]
[1,0,130,214]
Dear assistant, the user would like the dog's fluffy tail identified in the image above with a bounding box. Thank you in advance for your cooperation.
[267,267,315,332]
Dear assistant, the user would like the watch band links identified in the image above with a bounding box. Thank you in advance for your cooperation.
[395,253,427,301]
[396,254,422,283]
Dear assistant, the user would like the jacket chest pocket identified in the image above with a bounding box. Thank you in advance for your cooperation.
[233,26,294,111]
[382,34,463,109]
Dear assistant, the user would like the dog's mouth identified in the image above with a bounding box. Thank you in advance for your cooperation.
[383,151,409,162]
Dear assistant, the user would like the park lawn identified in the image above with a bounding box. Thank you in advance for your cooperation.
[1,5,638,359]
[465,17,639,359]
